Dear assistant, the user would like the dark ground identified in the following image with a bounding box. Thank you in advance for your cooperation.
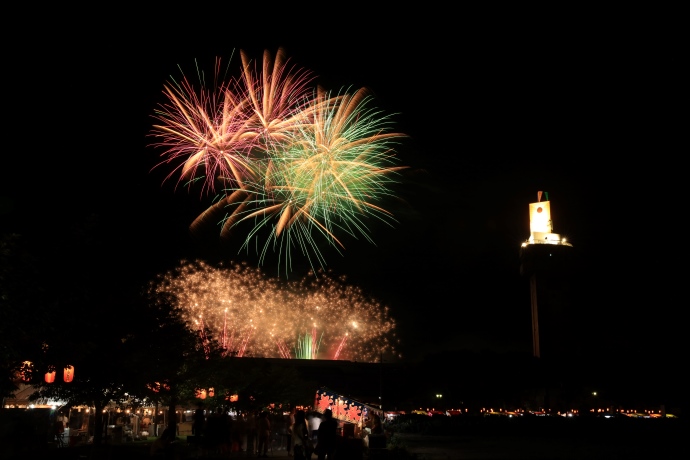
[395,416,688,459]
[2,416,686,459]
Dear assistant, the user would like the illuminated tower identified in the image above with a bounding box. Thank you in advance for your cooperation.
[519,191,575,360]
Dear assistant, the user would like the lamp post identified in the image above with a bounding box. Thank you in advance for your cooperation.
[379,351,383,412]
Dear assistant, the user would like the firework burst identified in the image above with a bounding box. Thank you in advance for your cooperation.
[149,260,398,362]
[225,86,407,272]
[149,49,316,196]
[149,55,254,195]
[150,48,409,274]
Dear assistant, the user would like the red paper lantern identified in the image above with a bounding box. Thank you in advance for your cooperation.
[208,388,215,397]
[196,389,207,399]
[63,365,74,383]
[45,371,56,383]
[20,361,34,382]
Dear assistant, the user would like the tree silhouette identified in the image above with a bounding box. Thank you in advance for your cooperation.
[0,233,56,399]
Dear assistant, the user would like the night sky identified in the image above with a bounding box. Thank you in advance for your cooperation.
[2,12,684,406]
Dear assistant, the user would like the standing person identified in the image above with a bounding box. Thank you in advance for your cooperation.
[367,413,386,451]
[231,411,246,453]
[216,407,232,455]
[257,410,271,458]
[371,414,384,435]
[192,402,205,438]
[315,409,337,460]
[246,410,258,456]
[307,411,321,450]
[286,405,296,456]
[292,409,311,460]
[51,415,65,447]
[203,407,223,456]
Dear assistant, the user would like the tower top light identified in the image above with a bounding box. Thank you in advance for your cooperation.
[522,191,572,247]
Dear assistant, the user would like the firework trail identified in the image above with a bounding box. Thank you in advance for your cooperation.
[295,328,323,360]
[149,260,397,362]
[150,48,408,274]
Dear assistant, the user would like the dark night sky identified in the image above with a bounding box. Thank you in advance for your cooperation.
[2,10,685,404]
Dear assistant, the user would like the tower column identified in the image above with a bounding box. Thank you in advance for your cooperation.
[530,273,540,358]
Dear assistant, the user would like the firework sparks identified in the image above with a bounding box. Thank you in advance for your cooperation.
[150,48,409,274]
[149,55,254,195]
[149,260,397,362]
[227,86,408,273]
[237,48,317,147]
[149,48,316,196]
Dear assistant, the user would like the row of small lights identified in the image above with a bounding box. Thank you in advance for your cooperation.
[409,407,671,416]
[25,405,665,415]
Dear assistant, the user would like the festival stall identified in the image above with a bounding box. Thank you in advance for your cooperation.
[313,387,382,438]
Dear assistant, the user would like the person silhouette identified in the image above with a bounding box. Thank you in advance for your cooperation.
[291,409,311,460]
[257,410,271,457]
[192,402,205,438]
[316,409,337,460]
[246,410,258,455]
[371,413,384,435]
[286,405,296,456]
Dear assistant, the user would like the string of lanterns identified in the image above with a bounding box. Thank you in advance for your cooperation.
[193,387,239,402]
[45,365,74,383]
[20,361,75,383]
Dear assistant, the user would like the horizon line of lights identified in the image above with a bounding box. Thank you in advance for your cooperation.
[8,404,678,420]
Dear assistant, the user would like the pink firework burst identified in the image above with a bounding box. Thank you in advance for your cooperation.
[149,49,317,197]
[150,56,255,195]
